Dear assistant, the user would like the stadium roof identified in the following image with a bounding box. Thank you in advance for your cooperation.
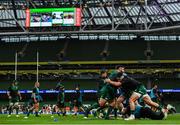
[0,0,180,36]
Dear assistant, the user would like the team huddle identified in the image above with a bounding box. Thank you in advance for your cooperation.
[7,65,174,120]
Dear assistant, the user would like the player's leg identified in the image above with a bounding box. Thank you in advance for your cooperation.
[74,100,79,116]
[57,102,62,116]
[84,87,108,118]
[51,105,56,117]
[7,102,13,117]
[143,94,162,111]
[124,92,139,120]
[25,103,34,118]
[114,100,118,119]
[34,102,40,117]
[125,85,146,120]
[104,88,117,120]
[57,105,61,116]
[84,98,107,118]
[116,95,125,112]
[62,103,66,116]
[104,98,116,119]
[14,102,20,117]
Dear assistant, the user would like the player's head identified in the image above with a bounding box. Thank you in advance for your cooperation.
[35,81,40,87]
[100,69,107,78]
[56,82,64,90]
[75,87,79,91]
[116,65,125,73]
[12,80,18,85]
[75,84,80,90]
[152,84,158,89]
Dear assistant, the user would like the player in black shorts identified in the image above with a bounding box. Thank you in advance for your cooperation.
[7,80,22,117]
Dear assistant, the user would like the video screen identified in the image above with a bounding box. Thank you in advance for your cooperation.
[26,8,81,27]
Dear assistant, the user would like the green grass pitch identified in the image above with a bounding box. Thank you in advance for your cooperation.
[0,114,180,124]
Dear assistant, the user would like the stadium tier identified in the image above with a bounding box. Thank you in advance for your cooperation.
[1,40,180,62]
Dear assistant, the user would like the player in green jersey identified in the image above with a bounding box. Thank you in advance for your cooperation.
[7,80,22,117]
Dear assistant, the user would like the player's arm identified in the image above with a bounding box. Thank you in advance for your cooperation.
[7,90,11,99]
[32,92,37,103]
[18,91,22,100]
[105,78,122,86]
[154,89,160,100]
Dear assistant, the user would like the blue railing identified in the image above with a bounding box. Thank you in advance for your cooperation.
[0,89,180,94]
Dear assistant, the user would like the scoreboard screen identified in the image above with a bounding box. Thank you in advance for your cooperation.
[26,8,81,27]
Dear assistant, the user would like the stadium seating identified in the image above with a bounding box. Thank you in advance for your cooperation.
[1,40,180,62]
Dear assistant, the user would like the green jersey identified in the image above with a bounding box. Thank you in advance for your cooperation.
[57,90,65,103]
[109,70,122,81]
[97,76,107,92]
[8,85,19,98]
[99,70,121,100]
[108,70,121,92]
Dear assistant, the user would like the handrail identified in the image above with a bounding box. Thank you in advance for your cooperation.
[0,60,180,65]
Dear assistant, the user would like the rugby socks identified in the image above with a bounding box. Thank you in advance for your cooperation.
[157,105,162,110]
[35,111,39,117]
[97,105,106,112]
[91,103,100,110]
[84,103,100,117]
[87,103,100,112]
[114,108,118,119]
[8,106,12,115]
[63,111,66,116]
[16,107,19,115]
[27,111,30,117]
[130,110,135,115]
[105,106,113,119]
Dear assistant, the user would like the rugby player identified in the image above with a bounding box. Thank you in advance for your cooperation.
[108,66,166,120]
[56,82,66,116]
[24,82,42,118]
[7,80,22,117]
